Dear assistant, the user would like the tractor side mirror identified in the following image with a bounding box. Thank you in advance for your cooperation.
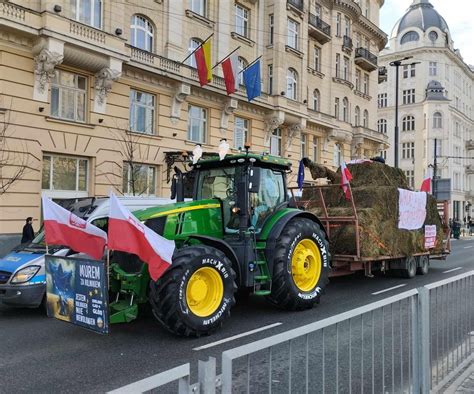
[248,167,260,193]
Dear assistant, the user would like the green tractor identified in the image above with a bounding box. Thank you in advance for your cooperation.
[109,152,330,337]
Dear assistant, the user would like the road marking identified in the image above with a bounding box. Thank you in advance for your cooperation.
[193,322,283,351]
[464,246,473,249]
[372,284,407,296]
[443,267,463,273]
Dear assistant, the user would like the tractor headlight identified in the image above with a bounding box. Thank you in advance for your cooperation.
[11,266,41,284]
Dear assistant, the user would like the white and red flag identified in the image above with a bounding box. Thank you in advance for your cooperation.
[42,196,107,260]
[221,53,239,95]
[340,161,353,201]
[420,168,432,193]
[108,193,175,281]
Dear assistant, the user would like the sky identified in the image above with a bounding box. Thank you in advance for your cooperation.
[380,0,474,66]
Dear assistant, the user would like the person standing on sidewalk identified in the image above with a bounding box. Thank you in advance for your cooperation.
[21,217,35,244]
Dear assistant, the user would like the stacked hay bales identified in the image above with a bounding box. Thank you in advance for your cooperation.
[302,160,445,258]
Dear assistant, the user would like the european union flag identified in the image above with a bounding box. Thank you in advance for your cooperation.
[297,159,305,191]
[243,60,261,102]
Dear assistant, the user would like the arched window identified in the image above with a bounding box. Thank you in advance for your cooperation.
[187,38,202,68]
[433,112,443,128]
[238,57,248,85]
[286,68,298,100]
[313,89,320,111]
[377,119,387,134]
[354,106,360,126]
[131,15,154,52]
[342,97,349,122]
[402,115,415,131]
[400,31,420,44]
[363,110,368,127]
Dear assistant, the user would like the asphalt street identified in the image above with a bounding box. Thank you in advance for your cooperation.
[1,238,473,393]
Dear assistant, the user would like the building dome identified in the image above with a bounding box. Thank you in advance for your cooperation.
[390,0,449,39]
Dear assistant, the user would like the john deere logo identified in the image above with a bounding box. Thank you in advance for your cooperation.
[69,213,87,229]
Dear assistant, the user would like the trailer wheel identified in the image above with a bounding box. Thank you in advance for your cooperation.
[400,256,417,279]
[267,218,330,310]
[149,245,236,337]
[416,256,429,275]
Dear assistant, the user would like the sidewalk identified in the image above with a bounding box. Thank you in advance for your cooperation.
[444,362,474,393]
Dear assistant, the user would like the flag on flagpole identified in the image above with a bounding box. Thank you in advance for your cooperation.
[420,167,432,192]
[297,159,305,191]
[243,59,261,101]
[195,40,212,86]
[108,193,175,281]
[340,161,353,201]
[221,53,239,95]
[42,196,107,260]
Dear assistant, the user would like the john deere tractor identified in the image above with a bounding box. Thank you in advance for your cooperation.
[110,152,330,337]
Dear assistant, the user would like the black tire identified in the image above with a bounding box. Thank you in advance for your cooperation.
[267,218,330,310]
[416,255,429,275]
[401,256,417,279]
[149,245,237,337]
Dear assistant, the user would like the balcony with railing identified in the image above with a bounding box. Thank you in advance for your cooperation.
[287,0,304,13]
[466,140,474,150]
[352,126,389,146]
[354,47,378,71]
[342,35,353,53]
[308,14,331,44]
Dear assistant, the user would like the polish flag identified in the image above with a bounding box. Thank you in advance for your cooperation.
[195,40,212,86]
[108,193,175,281]
[340,161,353,201]
[420,168,432,193]
[42,196,107,260]
[221,53,239,95]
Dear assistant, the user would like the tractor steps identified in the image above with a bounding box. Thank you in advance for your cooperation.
[254,290,271,296]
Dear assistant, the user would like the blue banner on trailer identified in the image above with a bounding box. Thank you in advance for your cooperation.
[45,255,109,334]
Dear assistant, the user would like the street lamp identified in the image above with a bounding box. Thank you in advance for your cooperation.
[389,56,419,168]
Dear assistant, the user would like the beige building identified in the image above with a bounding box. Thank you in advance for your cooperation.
[0,0,387,237]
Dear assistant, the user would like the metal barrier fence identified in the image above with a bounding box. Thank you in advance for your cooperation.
[109,271,474,394]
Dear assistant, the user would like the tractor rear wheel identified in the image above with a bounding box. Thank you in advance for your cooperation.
[400,256,417,279]
[149,245,236,337]
[416,255,429,275]
[267,218,330,310]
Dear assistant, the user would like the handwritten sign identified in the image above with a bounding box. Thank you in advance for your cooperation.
[398,189,427,230]
[425,225,437,249]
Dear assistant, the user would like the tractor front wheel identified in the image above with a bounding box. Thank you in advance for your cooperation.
[267,218,330,310]
[149,245,236,337]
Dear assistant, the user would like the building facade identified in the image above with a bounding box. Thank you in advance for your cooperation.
[0,0,387,235]
[377,0,474,220]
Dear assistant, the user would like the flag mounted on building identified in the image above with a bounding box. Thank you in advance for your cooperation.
[107,193,175,281]
[195,40,212,86]
[41,196,107,260]
[243,58,261,102]
[340,161,353,201]
[221,53,239,95]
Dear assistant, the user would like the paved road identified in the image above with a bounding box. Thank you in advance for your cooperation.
[1,238,473,393]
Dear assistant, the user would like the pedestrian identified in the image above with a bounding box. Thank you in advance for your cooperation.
[21,217,35,244]
[469,218,474,236]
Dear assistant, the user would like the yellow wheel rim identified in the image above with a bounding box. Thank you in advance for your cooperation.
[291,239,322,292]
[186,267,224,317]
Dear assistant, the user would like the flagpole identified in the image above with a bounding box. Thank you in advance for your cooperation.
[45,241,49,255]
[239,55,262,74]
[212,46,240,70]
[180,33,214,65]
[106,247,110,291]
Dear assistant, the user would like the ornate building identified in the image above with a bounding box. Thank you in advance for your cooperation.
[378,0,474,219]
[0,0,387,235]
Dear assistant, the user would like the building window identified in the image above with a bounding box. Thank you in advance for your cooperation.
[315,4,321,17]
[404,170,415,188]
[363,110,369,127]
[433,112,442,128]
[268,64,273,95]
[343,57,349,80]
[435,139,442,157]
[380,150,387,160]
[301,134,307,158]
[235,4,249,38]
[42,155,88,192]
[314,46,321,72]
[234,117,248,150]
[402,115,415,132]
[130,90,155,134]
[189,0,206,16]
[363,74,369,94]
[334,98,340,119]
[335,53,340,78]
[268,14,274,45]
[344,16,350,37]
[355,69,361,91]
[187,38,202,68]
[122,163,156,196]
[238,57,248,85]
[401,31,419,44]
[377,119,387,134]
[51,70,86,123]
[270,128,282,156]
[342,97,349,122]
[378,93,387,108]
[313,89,320,111]
[73,0,102,29]
[402,142,415,159]
[333,143,342,167]
[402,89,415,104]
[188,105,207,143]
[403,64,416,78]
[313,136,319,162]
[286,68,298,100]
[287,18,299,49]
[336,13,341,36]
[355,106,360,126]
[130,15,154,52]
[429,61,437,76]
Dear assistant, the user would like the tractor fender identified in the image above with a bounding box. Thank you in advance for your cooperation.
[262,211,328,274]
[186,235,242,285]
